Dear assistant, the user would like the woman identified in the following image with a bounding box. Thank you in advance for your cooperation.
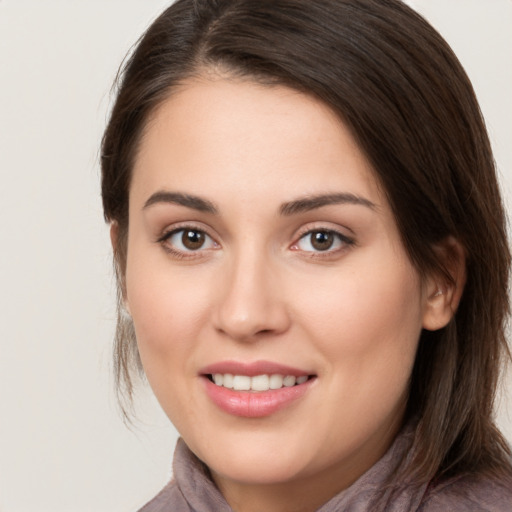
[101,0,512,510]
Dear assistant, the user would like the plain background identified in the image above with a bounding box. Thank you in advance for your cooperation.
[0,1,511,511]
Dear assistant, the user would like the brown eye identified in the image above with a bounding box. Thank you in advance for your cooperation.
[295,229,353,253]
[163,228,217,253]
[310,231,334,251]
[182,230,205,250]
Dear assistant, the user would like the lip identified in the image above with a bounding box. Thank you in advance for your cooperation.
[199,360,312,377]
[199,360,316,418]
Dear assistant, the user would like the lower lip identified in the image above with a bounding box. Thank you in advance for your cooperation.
[202,376,314,418]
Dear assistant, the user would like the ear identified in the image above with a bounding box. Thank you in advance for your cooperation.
[110,221,119,252]
[110,221,131,314]
[422,237,466,331]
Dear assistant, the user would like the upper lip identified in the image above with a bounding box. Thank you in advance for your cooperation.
[199,360,313,377]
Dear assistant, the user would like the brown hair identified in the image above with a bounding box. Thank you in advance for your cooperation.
[101,0,511,488]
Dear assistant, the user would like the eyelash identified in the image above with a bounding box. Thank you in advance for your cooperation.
[156,225,355,260]
[156,225,219,260]
[292,228,355,257]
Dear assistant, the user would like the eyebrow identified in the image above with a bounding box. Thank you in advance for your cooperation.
[279,193,376,216]
[143,191,218,214]
[143,190,375,216]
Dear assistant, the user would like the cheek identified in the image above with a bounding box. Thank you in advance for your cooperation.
[295,249,424,373]
[124,261,214,428]
[124,251,211,368]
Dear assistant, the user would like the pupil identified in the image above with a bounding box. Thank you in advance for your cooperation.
[312,231,333,251]
[182,230,205,250]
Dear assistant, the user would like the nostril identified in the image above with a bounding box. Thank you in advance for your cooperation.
[256,328,273,336]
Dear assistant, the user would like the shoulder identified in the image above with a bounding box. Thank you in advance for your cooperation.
[137,479,191,512]
[418,473,512,512]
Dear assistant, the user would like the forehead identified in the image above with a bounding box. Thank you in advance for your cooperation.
[131,77,384,210]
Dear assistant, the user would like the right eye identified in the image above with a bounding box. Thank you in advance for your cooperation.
[160,228,218,253]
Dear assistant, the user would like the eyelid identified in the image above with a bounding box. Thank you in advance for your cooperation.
[292,222,354,242]
[290,223,355,254]
[154,221,354,258]
[156,221,217,242]
[156,222,220,258]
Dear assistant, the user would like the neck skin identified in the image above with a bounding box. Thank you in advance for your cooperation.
[210,410,405,512]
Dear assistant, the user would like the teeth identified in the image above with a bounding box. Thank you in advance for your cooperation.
[233,375,251,391]
[211,373,309,391]
[223,374,234,389]
[251,374,270,391]
[269,374,283,389]
[283,375,296,387]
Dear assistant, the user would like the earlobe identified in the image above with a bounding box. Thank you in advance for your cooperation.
[422,237,466,331]
[110,221,119,253]
[110,221,131,313]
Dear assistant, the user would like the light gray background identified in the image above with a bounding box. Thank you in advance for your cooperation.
[0,1,510,511]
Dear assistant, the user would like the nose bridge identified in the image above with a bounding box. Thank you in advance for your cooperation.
[214,241,289,340]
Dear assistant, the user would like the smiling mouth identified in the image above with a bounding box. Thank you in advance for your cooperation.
[206,373,315,392]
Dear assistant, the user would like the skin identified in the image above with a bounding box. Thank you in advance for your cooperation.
[119,77,457,512]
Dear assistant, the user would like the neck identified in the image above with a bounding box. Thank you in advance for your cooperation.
[210,416,403,512]
[213,467,358,512]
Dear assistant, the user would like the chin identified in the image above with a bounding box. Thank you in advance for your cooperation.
[186,428,315,485]
[210,454,310,486]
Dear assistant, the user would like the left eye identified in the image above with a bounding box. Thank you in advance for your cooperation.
[296,230,350,252]
[165,229,217,252]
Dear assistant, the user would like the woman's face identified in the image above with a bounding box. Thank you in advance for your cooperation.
[124,78,434,500]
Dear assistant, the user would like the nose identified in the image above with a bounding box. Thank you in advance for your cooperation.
[212,249,291,342]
